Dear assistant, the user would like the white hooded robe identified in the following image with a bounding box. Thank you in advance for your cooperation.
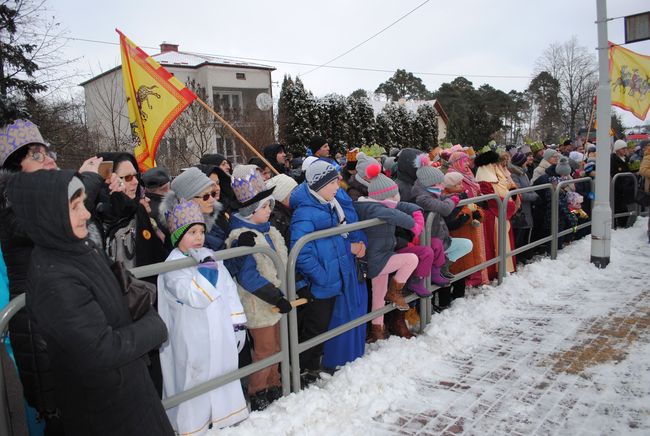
[158,247,248,434]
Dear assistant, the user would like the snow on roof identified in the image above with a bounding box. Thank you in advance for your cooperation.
[370,99,448,124]
[153,50,275,70]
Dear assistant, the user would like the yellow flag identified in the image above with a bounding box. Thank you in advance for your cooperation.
[609,43,650,120]
[117,29,197,171]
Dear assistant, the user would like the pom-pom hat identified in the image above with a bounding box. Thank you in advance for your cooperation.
[366,163,399,200]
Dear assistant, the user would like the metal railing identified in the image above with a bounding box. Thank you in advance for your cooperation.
[0,173,646,434]
[285,218,429,392]
[610,172,639,228]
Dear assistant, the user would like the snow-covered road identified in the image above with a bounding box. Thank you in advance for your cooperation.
[220,218,650,436]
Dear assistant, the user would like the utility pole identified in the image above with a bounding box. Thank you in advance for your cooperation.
[590,0,613,268]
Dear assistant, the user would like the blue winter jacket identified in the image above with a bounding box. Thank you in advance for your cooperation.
[289,183,366,299]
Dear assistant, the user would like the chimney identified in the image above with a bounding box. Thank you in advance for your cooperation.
[160,42,179,53]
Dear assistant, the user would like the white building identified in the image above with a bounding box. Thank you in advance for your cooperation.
[80,42,276,163]
[370,99,449,144]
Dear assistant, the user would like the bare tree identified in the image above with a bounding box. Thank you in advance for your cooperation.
[535,36,598,139]
[83,68,132,152]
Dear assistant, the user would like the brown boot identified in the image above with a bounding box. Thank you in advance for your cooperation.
[386,311,415,339]
[385,278,409,311]
[367,324,387,343]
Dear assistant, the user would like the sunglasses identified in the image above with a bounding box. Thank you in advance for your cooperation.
[194,191,218,201]
[28,150,57,163]
[118,174,137,182]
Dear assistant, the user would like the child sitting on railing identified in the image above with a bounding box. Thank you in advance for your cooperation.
[158,198,248,434]
[412,164,474,289]
[353,163,422,342]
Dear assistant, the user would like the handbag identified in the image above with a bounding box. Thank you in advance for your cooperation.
[355,258,368,283]
[110,261,157,321]
[510,209,528,228]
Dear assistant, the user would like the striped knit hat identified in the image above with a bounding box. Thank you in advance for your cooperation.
[305,159,339,192]
[366,163,399,200]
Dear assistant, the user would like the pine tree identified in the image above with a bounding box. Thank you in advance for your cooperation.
[413,104,439,151]
[320,94,350,154]
[347,95,376,147]
[0,1,47,123]
[375,69,433,102]
[285,77,316,156]
[277,74,294,145]
[376,103,414,149]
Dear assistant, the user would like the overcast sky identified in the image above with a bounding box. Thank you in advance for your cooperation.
[50,0,650,127]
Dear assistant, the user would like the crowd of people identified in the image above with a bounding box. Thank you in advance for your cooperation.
[1,119,648,435]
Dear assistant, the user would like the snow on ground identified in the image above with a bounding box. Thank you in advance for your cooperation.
[218,218,650,436]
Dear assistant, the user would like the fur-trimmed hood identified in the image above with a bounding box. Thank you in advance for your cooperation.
[474,150,500,167]
[159,189,222,234]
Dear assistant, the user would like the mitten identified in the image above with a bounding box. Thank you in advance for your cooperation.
[237,231,257,247]
[450,195,460,206]
[275,297,293,314]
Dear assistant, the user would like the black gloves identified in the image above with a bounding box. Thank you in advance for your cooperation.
[255,283,293,313]
[472,210,481,220]
[275,298,293,314]
[237,231,256,247]
[458,192,469,200]
[297,285,314,303]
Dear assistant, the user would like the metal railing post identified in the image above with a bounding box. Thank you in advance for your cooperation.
[286,218,384,393]
[610,172,640,229]
[550,184,560,259]
[0,294,26,436]
[496,193,508,285]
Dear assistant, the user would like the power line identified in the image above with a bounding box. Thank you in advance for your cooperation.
[299,0,432,77]
[57,34,531,80]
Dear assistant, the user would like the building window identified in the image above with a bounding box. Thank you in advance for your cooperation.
[236,72,246,80]
[213,90,243,116]
[215,135,238,162]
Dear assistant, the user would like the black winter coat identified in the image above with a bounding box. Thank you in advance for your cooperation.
[7,170,173,436]
[610,153,635,204]
[0,170,104,414]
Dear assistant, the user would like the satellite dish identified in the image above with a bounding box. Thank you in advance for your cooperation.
[256,92,273,111]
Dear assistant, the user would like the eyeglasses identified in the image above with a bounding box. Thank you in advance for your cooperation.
[194,191,218,201]
[28,150,57,163]
[118,174,137,182]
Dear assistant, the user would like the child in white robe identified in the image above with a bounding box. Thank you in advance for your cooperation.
[158,198,248,435]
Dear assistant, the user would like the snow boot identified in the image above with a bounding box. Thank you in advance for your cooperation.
[407,276,432,297]
[441,257,455,279]
[249,389,270,411]
[299,369,320,388]
[266,386,283,403]
[437,286,452,309]
[431,266,450,287]
[386,311,415,339]
[367,324,387,343]
[385,278,409,311]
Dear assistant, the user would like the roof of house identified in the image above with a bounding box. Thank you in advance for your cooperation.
[79,48,275,86]
[370,99,449,124]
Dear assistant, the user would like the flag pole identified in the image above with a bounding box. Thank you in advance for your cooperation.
[195,97,280,176]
